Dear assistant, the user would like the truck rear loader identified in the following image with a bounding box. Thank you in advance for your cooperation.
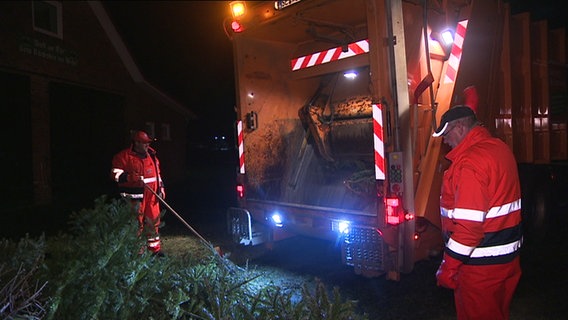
[223,0,568,279]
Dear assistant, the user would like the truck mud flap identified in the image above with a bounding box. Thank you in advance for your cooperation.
[227,207,267,246]
[342,226,385,276]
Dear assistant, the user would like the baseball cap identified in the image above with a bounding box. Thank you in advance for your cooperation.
[132,130,155,143]
[432,105,476,137]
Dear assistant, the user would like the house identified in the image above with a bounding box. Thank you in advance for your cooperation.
[0,1,196,225]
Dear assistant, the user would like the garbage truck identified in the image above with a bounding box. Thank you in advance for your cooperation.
[224,0,567,279]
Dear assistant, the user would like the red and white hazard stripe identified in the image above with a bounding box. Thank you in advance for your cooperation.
[372,103,385,180]
[291,39,369,71]
[443,20,468,84]
[237,120,245,174]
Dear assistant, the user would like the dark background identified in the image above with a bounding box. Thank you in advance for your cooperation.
[102,1,237,138]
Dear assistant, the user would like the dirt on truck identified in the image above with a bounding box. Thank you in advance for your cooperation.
[223,0,568,279]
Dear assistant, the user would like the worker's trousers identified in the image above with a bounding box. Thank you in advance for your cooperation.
[134,183,162,253]
[454,257,521,320]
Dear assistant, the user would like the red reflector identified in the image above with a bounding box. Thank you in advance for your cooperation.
[231,20,244,32]
[387,215,400,224]
[386,197,401,225]
[236,184,244,198]
[386,197,399,207]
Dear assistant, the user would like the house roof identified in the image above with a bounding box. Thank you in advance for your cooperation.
[88,1,196,119]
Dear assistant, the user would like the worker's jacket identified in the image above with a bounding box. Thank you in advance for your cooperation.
[440,126,522,265]
[111,146,163,199]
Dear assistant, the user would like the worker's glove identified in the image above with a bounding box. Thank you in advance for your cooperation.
[159,187,166,199]
[436,253,461,289]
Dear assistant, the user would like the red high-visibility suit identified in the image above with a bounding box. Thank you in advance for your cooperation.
[111,146,164,254]
[438,126,522,320]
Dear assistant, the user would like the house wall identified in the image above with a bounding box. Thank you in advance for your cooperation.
[0,1,193,215]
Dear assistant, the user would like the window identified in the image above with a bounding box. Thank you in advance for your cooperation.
[32,1,63,38]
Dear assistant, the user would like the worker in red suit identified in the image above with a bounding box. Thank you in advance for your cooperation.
[111,130,166,256]
[432,96,522,320]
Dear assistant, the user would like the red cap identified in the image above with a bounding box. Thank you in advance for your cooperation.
[132,130,154,143]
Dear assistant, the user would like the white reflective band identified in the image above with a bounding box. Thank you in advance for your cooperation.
[143,177,157,183]
[452,207,485,222]
[112,168,124,182]
[486,199,521,219]
[120,192,143,199]
[372,103,385,180]
[447,238,475,256]
[442,199,521,222]
[441,207,485,222]
[470,239,522,258]
[443,20,468,84]
[148,237,161,248]
[291,39,370,71]
[440,207,450,218]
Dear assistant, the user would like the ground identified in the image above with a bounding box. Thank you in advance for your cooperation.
[160,206,567,320]
[157,161,568,319]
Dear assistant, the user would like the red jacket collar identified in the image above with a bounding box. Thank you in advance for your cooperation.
[445,126,492,162]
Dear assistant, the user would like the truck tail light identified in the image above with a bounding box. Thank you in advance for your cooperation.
[386,197,401,225]
[236,184,245,198]
[231,20,244,33]
[229,1,246,33]
[385,197,414,225]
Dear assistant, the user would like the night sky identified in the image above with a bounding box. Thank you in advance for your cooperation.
[102,1,236,132]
